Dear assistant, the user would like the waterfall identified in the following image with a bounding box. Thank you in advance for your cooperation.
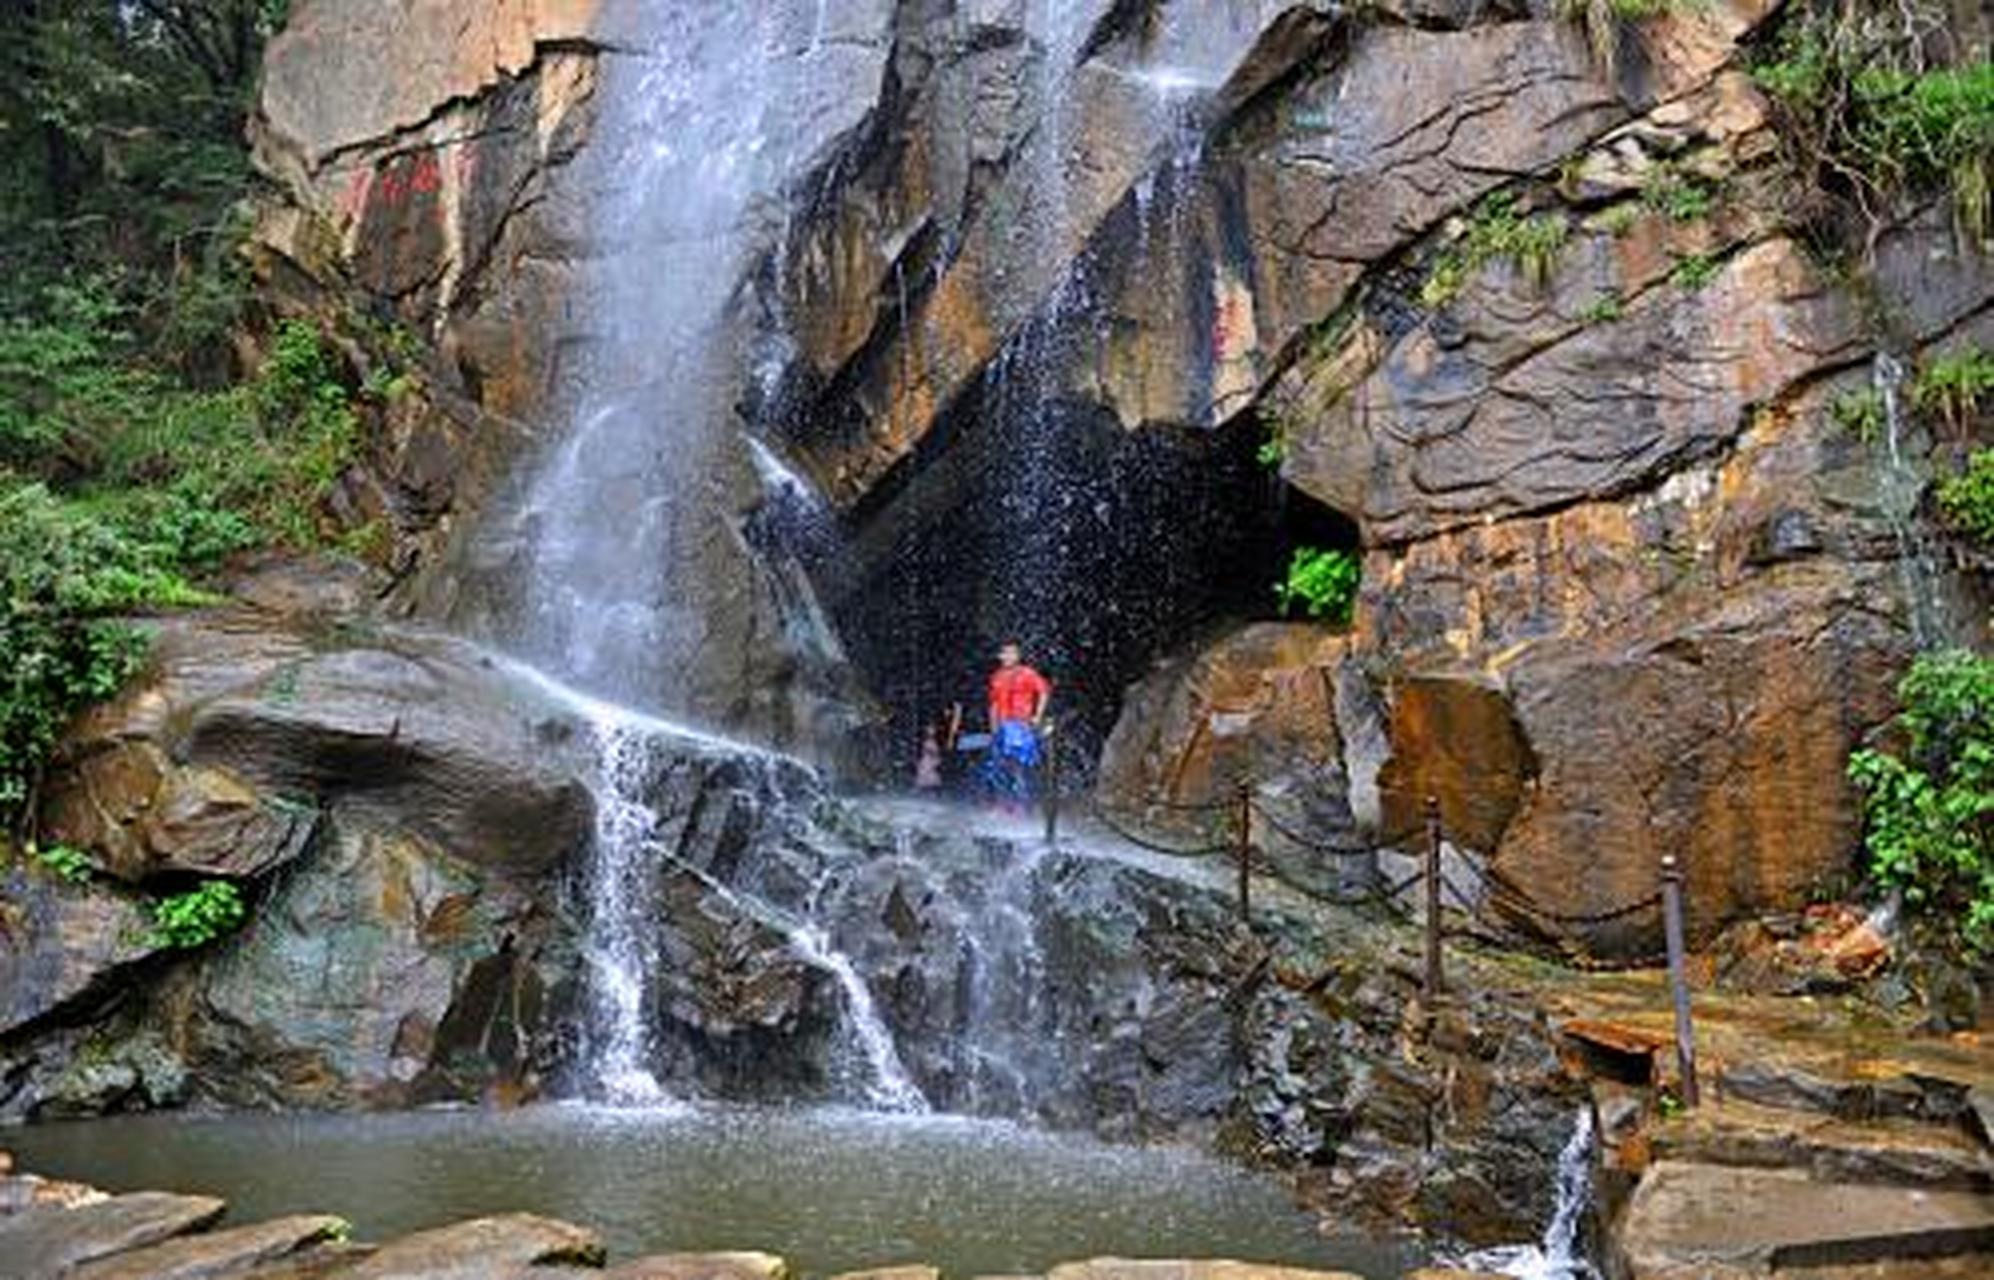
[662,846,929,1113]
[442,5,901,1107]
[1454,1108,1600,1280]
[1871,352,1948,649]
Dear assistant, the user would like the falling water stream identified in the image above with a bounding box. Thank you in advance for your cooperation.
[1454,1109,1600,1280]
[1871,351,1949,648]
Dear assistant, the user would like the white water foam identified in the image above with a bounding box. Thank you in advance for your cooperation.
[1453,1108,1599,1280]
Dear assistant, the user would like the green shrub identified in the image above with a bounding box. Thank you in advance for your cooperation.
[1849,649,1994,960]
[1273,546,1361,624]
[1937,450,1994,543]
[1421,193,1570,308]
[0,292,360,834]
[1912,346,1994,436]
[1579,293,1625,325]
[1755,7,1993,243]
[1670,253,1721,290]
[1255,410,1286,468]
[31,841,92,884]
[1643,169,1717,222]
[1831,386,1886,442]
[0,481,194,818]
[1595,203,1642,237]
[150,879,247,949]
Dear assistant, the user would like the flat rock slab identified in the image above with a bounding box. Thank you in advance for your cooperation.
[0,1191,225,1276]
[1048,1261,1366,1280]
[1651,1098,1994,1190]
[600,1254,791,1280]
[1620,1161,1994,1278]
[1774,1254,1994,1278]
[829,1267,935,1280]
[328,1213,602,1278]
[0,1174,109,1215]
[73,1213,347,1280]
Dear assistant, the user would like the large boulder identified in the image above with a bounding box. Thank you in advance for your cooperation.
[42,612,595,883]
[14,608,605,1113]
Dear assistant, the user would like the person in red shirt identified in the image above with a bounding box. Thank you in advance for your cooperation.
[985,642,1051,804]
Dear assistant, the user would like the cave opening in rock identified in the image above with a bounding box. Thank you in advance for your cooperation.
[821,379,1360,786]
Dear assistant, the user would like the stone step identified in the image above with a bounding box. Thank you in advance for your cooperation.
[1045,1260,1366,1280]
[1618,1160,1994,1280]
[0,1191,225,1276]
[71,1213,350,1280]
[1717,1062,1977,1129]
[1651,1097,1993,1190]
[319,1213,603,1278]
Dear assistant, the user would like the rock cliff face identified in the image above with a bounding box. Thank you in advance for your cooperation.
[233,0,1991,948]
[725,0,1992,958]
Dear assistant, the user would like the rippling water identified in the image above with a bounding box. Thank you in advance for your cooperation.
[9,1105,1416,1277]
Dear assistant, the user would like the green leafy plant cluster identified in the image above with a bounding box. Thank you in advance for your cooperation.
[1754,5,1993,245]
[1,483,187,821]
[1831,386,1886,443]
[1911,345,1994,437]
[149,879,247,949]
[1669,252,1721,291]
[1255,409,1287,468]
[1643,168,1717,223]
[1579,293,1625,325]
[1273,546,1361,624]
[1849,649,1994,961]
[30,841,93,884]
[0,296,359,832]
[1937,451,1994,543]
[1421,194,1571,309]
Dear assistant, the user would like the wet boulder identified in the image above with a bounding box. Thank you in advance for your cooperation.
[42,611,595,884]
[0,866,160,1036]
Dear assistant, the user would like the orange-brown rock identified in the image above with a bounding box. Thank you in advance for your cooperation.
[1374,675,1533,852]
[1099,624,1351,815]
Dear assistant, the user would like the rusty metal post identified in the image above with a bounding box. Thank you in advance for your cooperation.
[1235,782,1253,925]
[1424,794,1444,999]
[1041,725,1059,846]
[1661,852,1699,1108]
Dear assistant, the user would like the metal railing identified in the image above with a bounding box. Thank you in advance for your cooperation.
[1087,782,1702,1106]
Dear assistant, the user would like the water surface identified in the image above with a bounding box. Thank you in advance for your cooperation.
[9,1105,1415,1278]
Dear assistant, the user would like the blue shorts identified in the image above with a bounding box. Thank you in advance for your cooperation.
[982,720,1042,799]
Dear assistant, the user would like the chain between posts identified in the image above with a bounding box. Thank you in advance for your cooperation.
[1098,785,1683,983]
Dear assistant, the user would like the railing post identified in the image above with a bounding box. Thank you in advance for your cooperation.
[1041,724,1059,846]
[1660,852,1699,1108]
[1235,781,1253,926]
[1424,794,1444,999]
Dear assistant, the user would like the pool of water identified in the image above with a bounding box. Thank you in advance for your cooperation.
[7,1104,1417,1278]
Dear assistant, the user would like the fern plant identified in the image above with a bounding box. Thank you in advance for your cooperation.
[1274,546,1361,624]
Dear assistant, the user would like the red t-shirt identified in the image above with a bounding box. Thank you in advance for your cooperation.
[989,664,1051,724]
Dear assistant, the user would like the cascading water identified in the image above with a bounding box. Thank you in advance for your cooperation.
[1455,1108,1600,1280]
[1871,352,1949,648]
[505,7,792,714]
[449,5,903,1105]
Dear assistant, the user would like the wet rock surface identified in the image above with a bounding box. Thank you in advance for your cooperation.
[1617,1161,1994,1279]
[70,1213,349,1280]
[0,1191,226,1277]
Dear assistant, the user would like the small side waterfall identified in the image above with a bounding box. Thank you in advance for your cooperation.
[658,840,929,1112]
[583,721,674,1106]
[1456,1108,1599,1280]
[1871,352,1949,648]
